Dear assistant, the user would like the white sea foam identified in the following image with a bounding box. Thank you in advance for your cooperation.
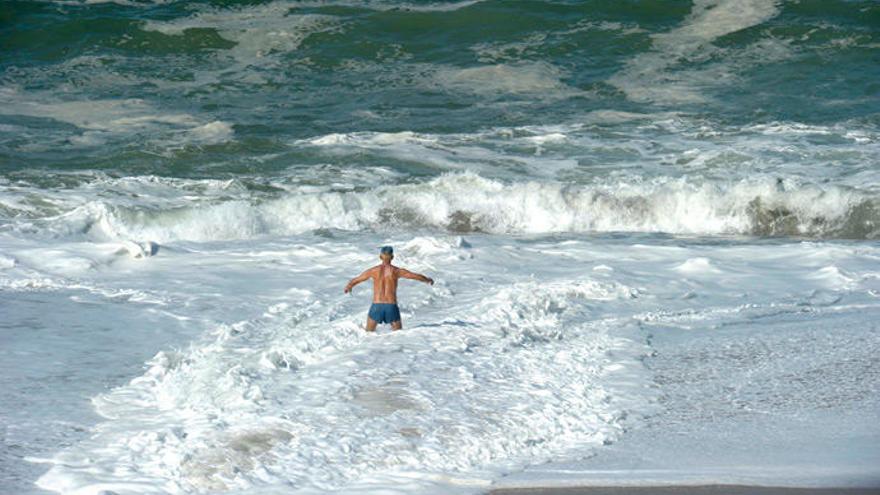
[472,19,643,64]
[295,116,880,186]
[0,91,192,130]
[432,62,576,96]
[0,87,235,147]
[118,239,160,259]
[186,120,235,145]
[743,121,878,143]
[18,231,880,494]
[0,252,16,269]
[282,0,485,12]
[52,0,172,5]
[306,131,439,147]
[59,0,484,9]
[610,0,783,104]
[471,33,552,64]
[675,257,722,275]
[142,4,338,71]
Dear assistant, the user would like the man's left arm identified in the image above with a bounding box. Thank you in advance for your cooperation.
[399,268,434,285]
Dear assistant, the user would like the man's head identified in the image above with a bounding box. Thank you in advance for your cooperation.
[379,245,394,262]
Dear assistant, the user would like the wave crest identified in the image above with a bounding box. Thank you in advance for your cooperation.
[14,173,880,241]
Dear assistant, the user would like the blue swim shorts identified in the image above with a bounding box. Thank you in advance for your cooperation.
[368,303,401,324]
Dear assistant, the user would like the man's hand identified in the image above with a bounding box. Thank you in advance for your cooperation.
[344,284,352,294]
[426,277,434,286]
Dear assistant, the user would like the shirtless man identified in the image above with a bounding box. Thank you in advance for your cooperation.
[343,246,434,331]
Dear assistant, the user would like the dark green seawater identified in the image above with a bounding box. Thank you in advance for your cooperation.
[1,0,877,182]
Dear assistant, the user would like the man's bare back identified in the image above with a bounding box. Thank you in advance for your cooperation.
[344,246,433,331]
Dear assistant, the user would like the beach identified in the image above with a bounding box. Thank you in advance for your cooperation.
[2,0,879,494]
[489,487,880,495]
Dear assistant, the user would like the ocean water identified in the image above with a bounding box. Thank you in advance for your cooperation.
[1,0,879,493]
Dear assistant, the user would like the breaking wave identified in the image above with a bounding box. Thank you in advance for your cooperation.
[12,173,880,241]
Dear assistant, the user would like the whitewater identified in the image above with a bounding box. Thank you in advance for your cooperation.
[2,0,879,494]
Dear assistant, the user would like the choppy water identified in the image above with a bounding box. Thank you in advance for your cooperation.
[1,1,879,494]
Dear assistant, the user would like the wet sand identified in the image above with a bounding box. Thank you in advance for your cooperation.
[488,485,880,495]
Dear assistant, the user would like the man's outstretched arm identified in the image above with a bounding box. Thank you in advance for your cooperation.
[344,269,373,293]
[399,268,434,285]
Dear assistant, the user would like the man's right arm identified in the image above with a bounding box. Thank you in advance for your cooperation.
[344,268,373,293]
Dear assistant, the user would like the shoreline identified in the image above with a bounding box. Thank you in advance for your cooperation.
[488,485,880,495]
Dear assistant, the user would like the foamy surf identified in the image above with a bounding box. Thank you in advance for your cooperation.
[19,233,880,494]
[30,235,655,495]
